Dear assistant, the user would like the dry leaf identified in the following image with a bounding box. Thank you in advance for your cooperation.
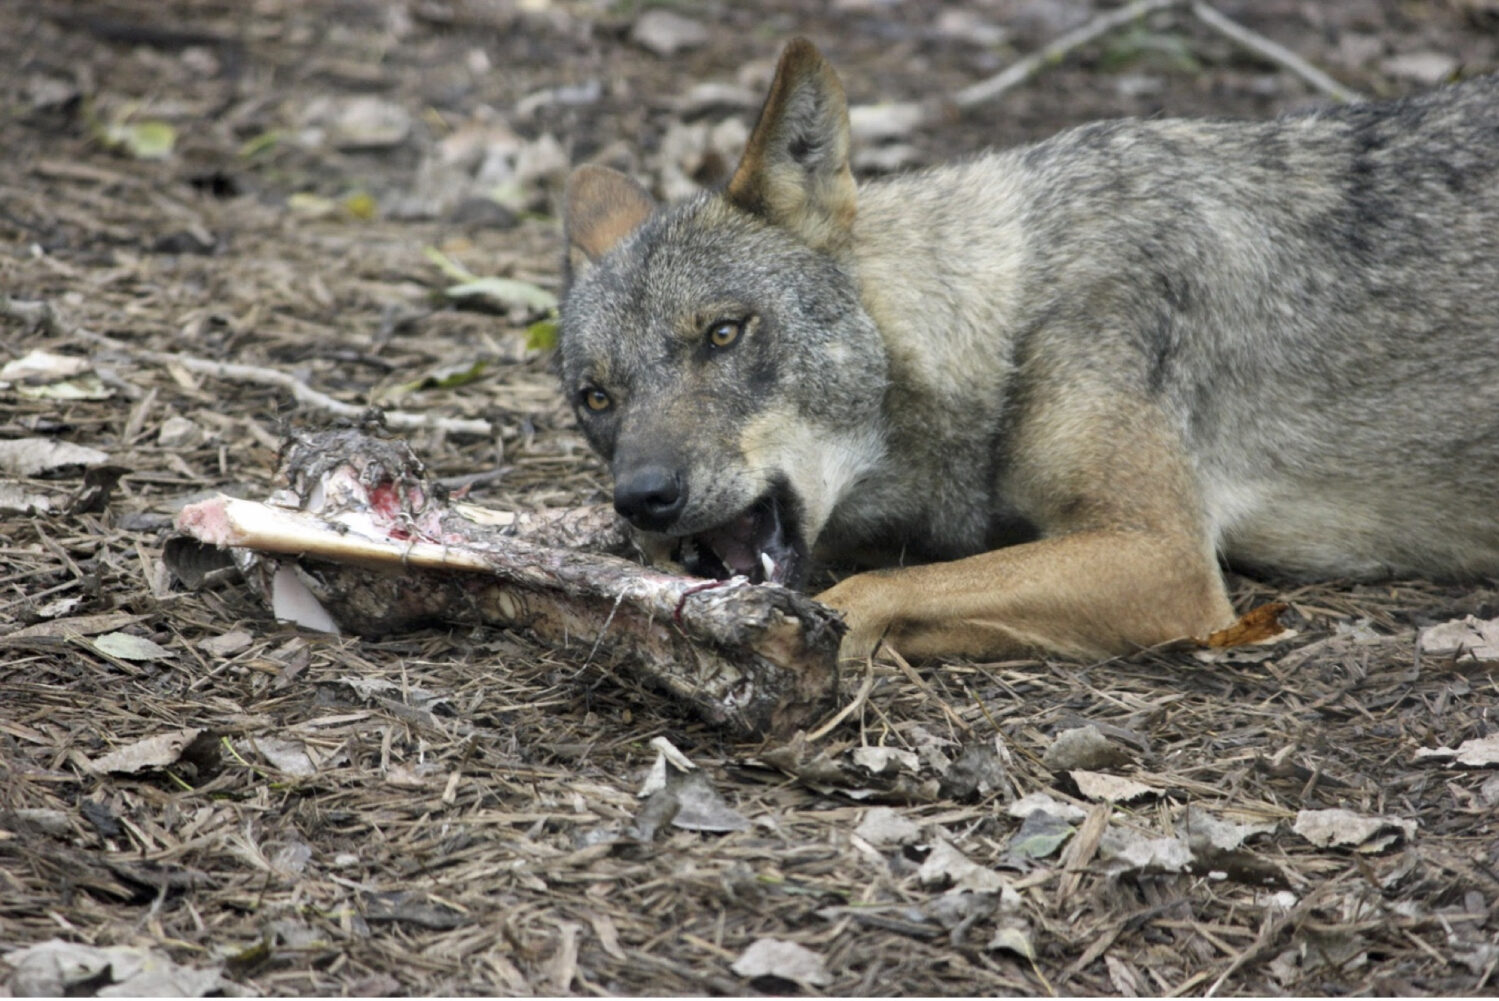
[198,629,253,657]
[1204,602,1290,647]
[1414,733,1499,767]
[252,737,318,777]
[1292,808,1416,852]
[1007,809,1075,860]
[0,349,91,381]
[917,838,1014,896]
[1418,615,1499,663]
[0,808,71,837]
[1043,724,1132,771]
[337,676,446,710]
[633,739,748,837]
[638,735,698,795]
[444,276,557,312]
[363,890,466,930]
[665,770,751,833]
[91,728,206,774]
[1106,955,1146,994]
[851,745,922,775]
[758,734,940,803]
[0,350,111,400]
[0,480,61,514]
[92,631,172,661]
[9,611,144,640]
[1070,769,1163,803]
[986,916,1036,959]
[386,762,436,789]
[1098,827,1193,873]
[1007,791,1088,823]
[1178,806,1277,851]
[586,910,627,961]
[547,921,581,994]
[4,939,221,997]
[730,937,832,987]
[0,437,110,476]
[939,740,1012,800]
[854,806,921,847]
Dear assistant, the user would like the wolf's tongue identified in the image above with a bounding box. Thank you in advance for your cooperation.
[696,511,760,577]
[686,496,800,585]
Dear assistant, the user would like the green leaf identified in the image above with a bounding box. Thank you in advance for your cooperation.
[287,192,375,222]
[341,190,377,220]
[103,120,177,160]
[237,129,284,158]
[525,317,559,351]
[422,245,478,283]
[287,192,339,218]
[445,277,558,312]
[1100,27,1200,73]
[391,360,489,397]
[1007,810,1074,860]
[16,374,113,401]
[428,359,488,389]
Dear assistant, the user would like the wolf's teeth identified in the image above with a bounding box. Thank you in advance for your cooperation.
[759,551,776,582]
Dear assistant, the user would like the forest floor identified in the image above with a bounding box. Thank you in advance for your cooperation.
[2,0,1498,995]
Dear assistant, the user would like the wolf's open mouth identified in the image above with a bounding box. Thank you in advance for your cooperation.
[676,486,806,587]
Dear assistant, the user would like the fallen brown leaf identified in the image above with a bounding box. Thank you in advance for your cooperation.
[1204,602,1290,647]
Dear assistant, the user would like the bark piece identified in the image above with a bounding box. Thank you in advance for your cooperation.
[173,428,842,737]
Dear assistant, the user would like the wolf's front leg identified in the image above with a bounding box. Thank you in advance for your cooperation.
[815,528,1234,662]
[817,384,1239,662]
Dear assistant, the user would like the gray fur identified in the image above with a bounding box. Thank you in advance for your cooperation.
[561,65,1499,595]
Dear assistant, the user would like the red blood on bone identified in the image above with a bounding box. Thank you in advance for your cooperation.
[368,481,402,520]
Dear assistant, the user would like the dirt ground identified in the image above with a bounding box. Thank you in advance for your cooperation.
[3,0,1499,996]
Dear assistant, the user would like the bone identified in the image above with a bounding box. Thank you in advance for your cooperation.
[173,428,843,737]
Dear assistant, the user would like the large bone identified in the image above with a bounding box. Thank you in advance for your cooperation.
[173,429,843,737]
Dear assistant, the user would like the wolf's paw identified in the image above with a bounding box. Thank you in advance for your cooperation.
[814,573,897,663]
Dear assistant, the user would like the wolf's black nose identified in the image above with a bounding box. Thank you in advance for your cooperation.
[614,466,686,530]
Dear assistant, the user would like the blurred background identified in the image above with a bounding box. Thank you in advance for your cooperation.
[8,0,1499,243]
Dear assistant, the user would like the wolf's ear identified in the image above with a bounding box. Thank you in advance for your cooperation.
[563,165,656,278]
[726,38,856,252]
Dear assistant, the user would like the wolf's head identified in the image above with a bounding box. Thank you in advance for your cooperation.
[558,39,888,588]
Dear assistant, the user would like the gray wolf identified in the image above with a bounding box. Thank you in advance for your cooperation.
[557,38,1499,663]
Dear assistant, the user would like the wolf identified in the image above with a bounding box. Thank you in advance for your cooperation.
[557,38,1499,663]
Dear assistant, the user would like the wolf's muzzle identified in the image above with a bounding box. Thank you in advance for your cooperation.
[613,464,686,531]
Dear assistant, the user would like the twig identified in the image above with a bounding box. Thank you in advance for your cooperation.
[1203,884,1327,997]
[953,0,1182,109]
[1190,3,1363,103]
[1056,802,1110,902]
[806,655,876,742]
[70,327,493,437]
[887,645,974,735]
[0,295,64,336]
[950,0,1360,112]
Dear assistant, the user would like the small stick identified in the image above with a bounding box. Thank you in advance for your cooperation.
[1190,2,1364,103]
[805,655,876,741]
[0,295,64,336]
[953,0,1183,109]
[950,0,1360,112]
[70,326,493,437]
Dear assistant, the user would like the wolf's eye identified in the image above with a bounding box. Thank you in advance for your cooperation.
[706,319,742,350]
[581,387,612,412]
